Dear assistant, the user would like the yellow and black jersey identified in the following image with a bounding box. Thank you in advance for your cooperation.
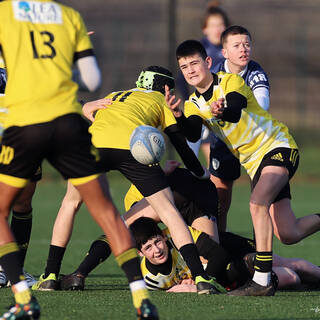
[90,88,177,150]
[184,72,297,178]
[140,227,201,290]
[124,183,143,211]
[0,0,93,128]
[0,55,7,138]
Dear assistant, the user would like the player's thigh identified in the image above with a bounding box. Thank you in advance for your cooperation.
[191,216,219,242]
[250,166,289,206]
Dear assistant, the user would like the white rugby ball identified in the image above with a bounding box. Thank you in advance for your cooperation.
[130,125,165,165]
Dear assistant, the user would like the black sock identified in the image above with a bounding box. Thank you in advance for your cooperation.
[11,210,32,266]
[254,251,273,273]
[115,248,143,283]
[76,235,111,277]
[179,243,207,279]
[0,243,24,285]
[44,245,66,278]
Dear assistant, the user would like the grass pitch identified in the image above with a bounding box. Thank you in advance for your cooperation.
[0,146,320,319]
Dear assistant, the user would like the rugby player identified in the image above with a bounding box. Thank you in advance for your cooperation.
[190,26,271,232]
[165,39,320,296]
[130,217,320,293]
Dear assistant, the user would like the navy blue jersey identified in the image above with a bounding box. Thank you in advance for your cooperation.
[213,60,269,91]
[200,37,225,72]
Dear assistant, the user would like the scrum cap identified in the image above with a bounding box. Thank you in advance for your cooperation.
[136,66,174,95]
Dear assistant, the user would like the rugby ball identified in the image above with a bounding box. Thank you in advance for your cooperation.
[130,125,165,165]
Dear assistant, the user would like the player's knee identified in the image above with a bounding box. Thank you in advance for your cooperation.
[276,232,299,245]
[249,200,269,216]
[0,206,10,219]
[278,267,301,289]
[12,198,33,212]
[61,197,83,215]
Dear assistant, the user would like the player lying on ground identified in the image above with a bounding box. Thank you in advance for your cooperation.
[129,217,320,293]
[33,66,220,296]
[165,39,320,296]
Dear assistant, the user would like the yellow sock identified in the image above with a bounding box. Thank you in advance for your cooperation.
[130,282,150,308]
[14,289,32,305]
[115,248,150,308]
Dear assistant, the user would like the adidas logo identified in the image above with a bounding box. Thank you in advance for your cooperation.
[270,153,283,162]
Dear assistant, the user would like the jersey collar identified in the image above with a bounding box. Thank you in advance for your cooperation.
[224,59,248,77]
[195,73,219,101]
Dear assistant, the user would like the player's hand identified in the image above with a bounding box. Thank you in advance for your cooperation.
[165,85,182,118]
[87,31,95,36]
[180,279,195,285]
[82,99,112,122]
[210,98,225,118]
[163,160,181,175]
[166,284,197,293]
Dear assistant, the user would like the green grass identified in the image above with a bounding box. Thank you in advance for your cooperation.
[1,155,320,319]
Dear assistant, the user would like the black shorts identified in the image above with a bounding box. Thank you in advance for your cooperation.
[209,133,241,181]
[30,166,42,182]
[0,114,100,183]
[0,143,42,182]
[98,148,168,197]
[251,147,299,203]
[219,232,256,259]
[167,168,218,225]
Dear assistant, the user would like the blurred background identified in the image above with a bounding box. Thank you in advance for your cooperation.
[20,1,320,292]
[60,0,320,137]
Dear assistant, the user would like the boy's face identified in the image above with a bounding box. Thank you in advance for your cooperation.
[178,54,212,89]
[222,34,251,69]
[140,235,169,265]
[203,15,226,45]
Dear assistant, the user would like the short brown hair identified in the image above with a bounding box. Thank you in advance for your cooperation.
[221,25,252,46]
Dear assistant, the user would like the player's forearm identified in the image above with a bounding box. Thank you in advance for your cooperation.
[165,128,205,177]
[174,114,203,142]
[253,87,270,111]
[221,92,247,123]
